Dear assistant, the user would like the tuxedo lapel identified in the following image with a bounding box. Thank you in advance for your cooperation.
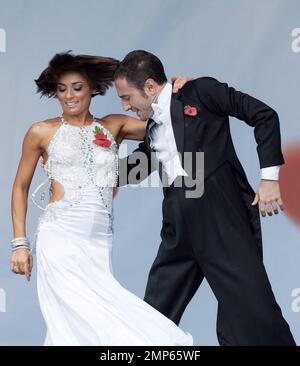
[170,93,184,154]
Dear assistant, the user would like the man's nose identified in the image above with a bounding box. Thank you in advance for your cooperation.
[122,100,131,112]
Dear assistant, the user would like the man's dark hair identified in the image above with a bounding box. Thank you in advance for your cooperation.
[114,50,167,91]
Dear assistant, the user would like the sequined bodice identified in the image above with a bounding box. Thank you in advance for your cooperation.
[31,118,119,220]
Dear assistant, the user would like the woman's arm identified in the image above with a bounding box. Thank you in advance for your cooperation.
[119,115,147,142]
[102,114,147,143]
[11,122,43,281]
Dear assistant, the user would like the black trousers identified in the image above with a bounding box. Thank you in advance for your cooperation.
[144,162,296,346]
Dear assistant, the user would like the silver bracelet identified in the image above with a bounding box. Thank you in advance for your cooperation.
[11,237,31,251]
[11,237,27,242]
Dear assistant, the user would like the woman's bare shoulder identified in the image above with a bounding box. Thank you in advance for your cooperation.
[23,118,62,150]
[27,117,61,136]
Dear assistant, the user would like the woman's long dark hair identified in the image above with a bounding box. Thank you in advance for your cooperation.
[35,51,120,98]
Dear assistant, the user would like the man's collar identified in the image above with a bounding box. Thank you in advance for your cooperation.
[151,82,172,123]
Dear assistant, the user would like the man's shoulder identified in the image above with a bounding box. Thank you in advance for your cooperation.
[191,76,221,89]
[177,77,221,103]
[178,76,221,95]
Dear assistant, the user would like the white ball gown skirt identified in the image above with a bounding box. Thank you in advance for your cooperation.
[35,184,193,346]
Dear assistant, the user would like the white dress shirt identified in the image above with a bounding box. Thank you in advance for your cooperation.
[149,83,280,185]
[150,83,188,185]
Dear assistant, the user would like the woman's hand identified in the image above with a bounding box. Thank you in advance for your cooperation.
[10,248,33,282]
[171,76,193,93]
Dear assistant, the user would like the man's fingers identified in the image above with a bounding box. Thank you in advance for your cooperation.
[261,199,283,217]
[259,201,267,217]
[272,201,279,215]
[266,203,273,216]
[251,194,259,206]
[277,197,284,211]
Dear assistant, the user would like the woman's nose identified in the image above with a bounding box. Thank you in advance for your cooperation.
[66,88,74,99]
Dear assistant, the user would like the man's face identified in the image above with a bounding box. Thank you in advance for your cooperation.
[115,77,155,120]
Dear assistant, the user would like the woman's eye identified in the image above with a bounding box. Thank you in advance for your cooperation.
[57,88,66,93]
[73,86,82,91]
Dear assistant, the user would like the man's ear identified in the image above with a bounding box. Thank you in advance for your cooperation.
[144,78,157,96]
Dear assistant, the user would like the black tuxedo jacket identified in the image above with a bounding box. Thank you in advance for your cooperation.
[118,77,284,195]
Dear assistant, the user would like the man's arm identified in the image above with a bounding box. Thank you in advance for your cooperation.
[118,141,155,187]
[194,77,284,216]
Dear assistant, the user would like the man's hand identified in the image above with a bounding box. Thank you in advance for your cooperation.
[251,180,284,217]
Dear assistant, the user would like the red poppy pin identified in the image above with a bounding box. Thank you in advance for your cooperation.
[93,125,112,148]
[184,105,198,117]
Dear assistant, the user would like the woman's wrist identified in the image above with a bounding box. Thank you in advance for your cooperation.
[11,237,31,251]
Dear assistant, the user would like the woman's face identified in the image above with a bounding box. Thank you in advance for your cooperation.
[56,72,92,117]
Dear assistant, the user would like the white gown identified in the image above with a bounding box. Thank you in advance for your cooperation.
[32,117,193,346]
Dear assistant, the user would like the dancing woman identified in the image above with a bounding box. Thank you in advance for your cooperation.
[10,52,192,346]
